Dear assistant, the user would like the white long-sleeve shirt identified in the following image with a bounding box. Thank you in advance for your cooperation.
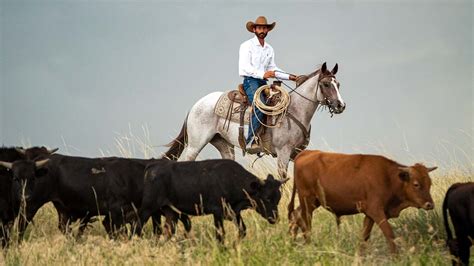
[238,36,290,80]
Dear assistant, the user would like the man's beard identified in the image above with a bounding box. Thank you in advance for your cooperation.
[255,32,267,39]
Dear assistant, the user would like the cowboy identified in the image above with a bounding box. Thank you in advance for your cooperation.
[239,16,297,148]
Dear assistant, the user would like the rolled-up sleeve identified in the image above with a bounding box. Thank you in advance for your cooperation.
[267,48,290,80]
[239,42,264,79]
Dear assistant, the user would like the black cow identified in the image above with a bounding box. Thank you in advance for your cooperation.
[138,159,288,242]
[0,146,57,247]
[0,154,190,238]
[443,182,474,266]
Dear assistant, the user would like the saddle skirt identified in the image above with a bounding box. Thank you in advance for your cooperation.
[214,88,252,124]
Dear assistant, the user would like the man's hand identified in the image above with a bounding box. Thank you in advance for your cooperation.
[263,70,275,79]
[289,74,297,81]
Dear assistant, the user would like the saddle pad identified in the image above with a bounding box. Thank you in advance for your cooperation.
[214,91,252,124]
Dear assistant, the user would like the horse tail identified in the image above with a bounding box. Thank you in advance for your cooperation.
[443,184,457,242]
[164,113,188,160]
[288,175,297,221]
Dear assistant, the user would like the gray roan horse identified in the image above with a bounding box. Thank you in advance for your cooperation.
[164,62,346,178]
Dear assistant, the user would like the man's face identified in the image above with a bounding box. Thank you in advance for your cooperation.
[254,25,268,39]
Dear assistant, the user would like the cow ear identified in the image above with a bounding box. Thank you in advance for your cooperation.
[250,181,262,191]
[266,174,275,181]
[398,167,410,181]
[279,177,290,185]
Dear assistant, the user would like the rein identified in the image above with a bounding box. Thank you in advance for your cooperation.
[275,71,319,104]
[275,70,336,117]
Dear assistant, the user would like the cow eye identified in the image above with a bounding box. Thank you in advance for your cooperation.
[413,182,420,189]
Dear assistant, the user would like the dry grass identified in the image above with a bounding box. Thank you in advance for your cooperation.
[1,171,472,265]
[4,129,472,265]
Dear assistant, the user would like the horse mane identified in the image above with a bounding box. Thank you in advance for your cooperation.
[295,65,322,87]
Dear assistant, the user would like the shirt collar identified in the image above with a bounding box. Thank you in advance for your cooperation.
[251,36,267,48]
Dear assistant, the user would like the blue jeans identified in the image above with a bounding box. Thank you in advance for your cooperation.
[243,76,267,144]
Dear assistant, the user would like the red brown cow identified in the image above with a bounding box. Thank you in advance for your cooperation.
[288,150,437,253]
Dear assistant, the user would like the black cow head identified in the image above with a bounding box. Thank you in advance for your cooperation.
[250,174,289,224]
[0,159,49,202]
[16,147,58,160]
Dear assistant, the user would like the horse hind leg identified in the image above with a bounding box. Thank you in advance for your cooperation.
[178,118,217,162]
[210,134,235,160]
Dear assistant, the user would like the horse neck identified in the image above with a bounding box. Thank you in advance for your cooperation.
[288,75,320,127]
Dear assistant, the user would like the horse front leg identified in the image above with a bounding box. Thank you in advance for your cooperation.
[276,147,292,179]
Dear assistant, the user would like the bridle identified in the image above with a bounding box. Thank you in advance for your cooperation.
[276,71,338,116]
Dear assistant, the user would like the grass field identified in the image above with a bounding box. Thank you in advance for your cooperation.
[0,163,472,265]
[4,131,473,265]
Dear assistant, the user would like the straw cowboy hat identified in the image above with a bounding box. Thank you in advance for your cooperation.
[246,16,276,33]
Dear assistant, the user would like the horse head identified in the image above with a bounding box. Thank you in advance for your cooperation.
[316,62,346,115]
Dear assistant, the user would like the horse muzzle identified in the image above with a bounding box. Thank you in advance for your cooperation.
[329,101,346,114]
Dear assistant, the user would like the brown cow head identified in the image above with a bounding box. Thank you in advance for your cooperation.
[398,164,437,210]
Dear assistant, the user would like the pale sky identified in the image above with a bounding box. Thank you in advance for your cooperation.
[1,1,472,172]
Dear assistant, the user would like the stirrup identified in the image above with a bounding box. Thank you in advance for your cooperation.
[246,142,262,154]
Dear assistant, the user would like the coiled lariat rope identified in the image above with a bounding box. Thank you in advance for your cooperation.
[252,84,290,128]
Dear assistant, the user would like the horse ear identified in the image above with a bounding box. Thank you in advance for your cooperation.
[331,64,338,75]
[321,62,327,73]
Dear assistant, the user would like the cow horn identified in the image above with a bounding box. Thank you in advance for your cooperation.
[279,177,290,184]
[0,161,13,169]
[15,148,26,155]
[35,159,49,168]
[48,148,59,154]
[427,166,438,172]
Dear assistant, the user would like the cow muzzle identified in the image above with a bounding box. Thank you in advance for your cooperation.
[267,211,278,224]
[423,202,434,210]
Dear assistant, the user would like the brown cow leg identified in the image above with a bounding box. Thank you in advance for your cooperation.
[359,216,375,255]
[370,212,397,253]
[362,216,374,241]
[289,206,302,239]
[299,196,319,242]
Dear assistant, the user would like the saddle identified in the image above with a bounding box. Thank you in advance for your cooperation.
[225,81,283,156]
[227,84,249,105]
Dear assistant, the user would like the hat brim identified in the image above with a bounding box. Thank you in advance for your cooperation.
[246,21,276,33]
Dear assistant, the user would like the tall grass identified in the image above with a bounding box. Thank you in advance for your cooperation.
[2,129,472,265]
